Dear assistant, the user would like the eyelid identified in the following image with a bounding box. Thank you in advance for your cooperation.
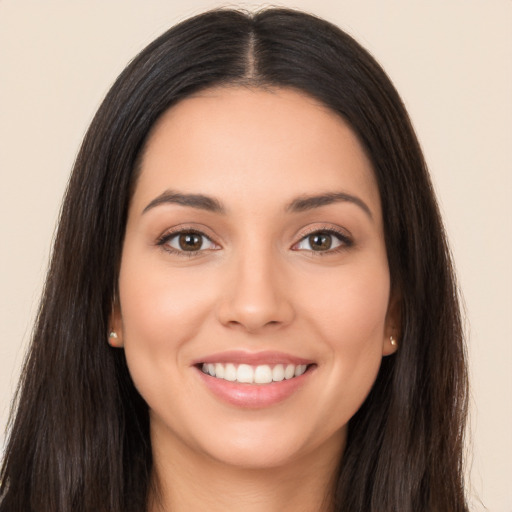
[291,225,353,253]
[156,225,221,256]
[155,223,352,256]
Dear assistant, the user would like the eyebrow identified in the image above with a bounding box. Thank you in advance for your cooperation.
[142,189,372,219]
[286,192,373,219]
[142,190,225,214]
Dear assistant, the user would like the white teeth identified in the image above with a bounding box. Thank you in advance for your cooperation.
[284,364,295,379]
[224,363,237,382]
[271,364,285,382]
[294,364,307,377]
[254,365,273,384]
[214,363,225,379]
[237,364,254,383]
[201,362,309,384]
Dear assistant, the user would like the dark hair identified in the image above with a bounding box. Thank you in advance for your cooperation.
[0,8,468,512]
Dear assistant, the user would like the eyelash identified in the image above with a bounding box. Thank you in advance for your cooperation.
[156,226,353,257]
[292,227,353,256]
[156,228,218,257]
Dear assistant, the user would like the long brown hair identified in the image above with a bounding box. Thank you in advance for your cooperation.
[0,8,468,511]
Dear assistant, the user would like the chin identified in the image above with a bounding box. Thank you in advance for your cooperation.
[179,415,347,471]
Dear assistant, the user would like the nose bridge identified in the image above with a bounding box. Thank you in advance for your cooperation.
[218,236,294,332]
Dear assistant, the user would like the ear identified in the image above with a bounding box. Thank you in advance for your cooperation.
[382,288,401,356]
[108,301,124,348]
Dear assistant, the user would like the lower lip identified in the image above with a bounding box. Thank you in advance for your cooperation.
[195,366,314,408]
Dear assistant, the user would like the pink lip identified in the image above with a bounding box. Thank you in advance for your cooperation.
[195,368,314,408]
[192,350,316,409]
[192,350,313,366]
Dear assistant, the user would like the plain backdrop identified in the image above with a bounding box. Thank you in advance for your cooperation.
[1,1,511,510]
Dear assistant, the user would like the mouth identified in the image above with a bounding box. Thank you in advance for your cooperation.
[199,362,310,384]
[194,352,316,408]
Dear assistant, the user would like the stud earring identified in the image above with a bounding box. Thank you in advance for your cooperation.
[390,335,397,347]
[108,331,118,345]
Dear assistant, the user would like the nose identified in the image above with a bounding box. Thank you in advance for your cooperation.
[216,247,295,333]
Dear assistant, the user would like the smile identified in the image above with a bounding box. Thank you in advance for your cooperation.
[195,352,316,408]
[201,362,308,384]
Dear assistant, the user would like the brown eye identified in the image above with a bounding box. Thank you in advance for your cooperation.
[178,233,203,251]
[294,230,351,253]
[308,233,332,251]
[162,230,218,253]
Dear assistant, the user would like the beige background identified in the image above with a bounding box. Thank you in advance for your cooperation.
[1,1,511,510]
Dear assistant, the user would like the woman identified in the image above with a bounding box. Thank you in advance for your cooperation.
[0,8,468,512]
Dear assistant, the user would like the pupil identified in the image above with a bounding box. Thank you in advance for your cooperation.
[310,233,331,251]
[179,233,202,251]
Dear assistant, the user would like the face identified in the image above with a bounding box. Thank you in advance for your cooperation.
[112,87,398,471]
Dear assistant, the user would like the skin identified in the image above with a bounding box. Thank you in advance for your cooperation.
[111,87,398,512]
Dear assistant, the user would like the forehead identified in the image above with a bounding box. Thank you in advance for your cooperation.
[133,86,381,218]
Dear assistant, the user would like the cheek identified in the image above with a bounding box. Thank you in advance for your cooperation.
[300,262,390,412]
[117,256,217,392]
[305,261,390,344]
[119,258,213,342]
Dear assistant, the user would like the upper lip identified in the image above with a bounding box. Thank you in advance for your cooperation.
[192,350,314,366]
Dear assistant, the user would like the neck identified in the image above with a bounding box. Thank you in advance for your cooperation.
[147,428,344,512]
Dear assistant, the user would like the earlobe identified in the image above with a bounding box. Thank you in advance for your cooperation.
[108,303,124,348]
[383,288,401,356]
[382,334,399,356]
[108,330,123,348]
